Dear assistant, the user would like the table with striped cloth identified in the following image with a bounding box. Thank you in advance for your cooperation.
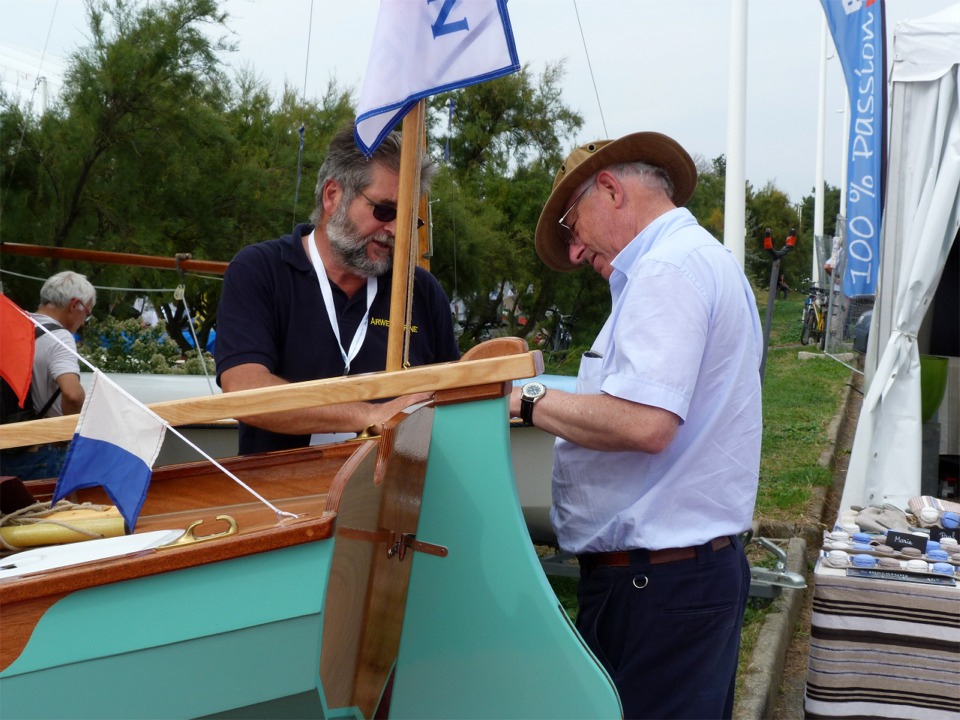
[804,561,960,719]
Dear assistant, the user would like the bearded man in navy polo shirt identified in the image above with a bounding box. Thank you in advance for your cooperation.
[216,126,459,455]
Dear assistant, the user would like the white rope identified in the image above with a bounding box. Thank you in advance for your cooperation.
[1,267,220,288]
[572,0,608,137]
[173,286,215,393]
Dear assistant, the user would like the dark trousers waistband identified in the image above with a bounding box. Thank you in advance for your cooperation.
[577,536,733,571]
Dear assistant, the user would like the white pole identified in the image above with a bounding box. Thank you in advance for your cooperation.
[723,0,748,268]
[814,16,828,282]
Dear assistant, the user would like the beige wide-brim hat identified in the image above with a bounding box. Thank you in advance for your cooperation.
[534,131,698,272]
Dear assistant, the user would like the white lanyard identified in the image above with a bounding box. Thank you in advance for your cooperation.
[307,230,376,375]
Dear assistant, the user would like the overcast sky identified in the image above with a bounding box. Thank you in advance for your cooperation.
[1,0,956,206]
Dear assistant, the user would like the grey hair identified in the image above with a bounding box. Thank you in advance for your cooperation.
[39,271,96,308]
[607,161,675,199]
[310,126,438,224]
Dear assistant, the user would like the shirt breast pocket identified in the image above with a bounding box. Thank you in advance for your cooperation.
[577,352,605,395]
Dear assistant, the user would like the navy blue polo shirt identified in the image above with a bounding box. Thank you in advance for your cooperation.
[216,223,460,454]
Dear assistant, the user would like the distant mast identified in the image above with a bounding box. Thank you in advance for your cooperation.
[723,0,747,268]
[815,17,828,282]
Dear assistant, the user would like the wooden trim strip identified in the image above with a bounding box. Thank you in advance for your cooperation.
[0,351,542,449]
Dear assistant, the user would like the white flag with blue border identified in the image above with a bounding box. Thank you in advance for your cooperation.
[355,0,520,157]
[52,373,166,531]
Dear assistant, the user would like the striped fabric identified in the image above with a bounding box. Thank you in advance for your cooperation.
[908,495,960,523]
[804,564,960,719]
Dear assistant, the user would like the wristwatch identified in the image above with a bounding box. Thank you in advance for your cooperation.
[520,381,547,426]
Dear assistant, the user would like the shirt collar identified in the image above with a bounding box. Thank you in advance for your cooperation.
[609,207,696,301]
[282,223,315,272]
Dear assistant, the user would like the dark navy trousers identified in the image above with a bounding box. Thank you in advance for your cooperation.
[575,536,750,719]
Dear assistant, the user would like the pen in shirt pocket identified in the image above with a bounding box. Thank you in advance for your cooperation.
[583,350,603,358]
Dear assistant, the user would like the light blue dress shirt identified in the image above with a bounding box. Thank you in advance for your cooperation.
[551,208,763,553]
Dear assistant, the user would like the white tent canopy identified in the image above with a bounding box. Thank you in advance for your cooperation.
[841,3,960,511]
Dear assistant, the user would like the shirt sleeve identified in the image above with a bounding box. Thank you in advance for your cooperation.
[46,330,80,379]
[601,260,710,421]
[215,245,282,382]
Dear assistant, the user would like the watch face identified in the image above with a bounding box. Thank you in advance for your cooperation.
[523,382,546,400]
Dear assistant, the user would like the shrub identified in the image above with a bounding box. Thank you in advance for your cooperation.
[78,316,214,375]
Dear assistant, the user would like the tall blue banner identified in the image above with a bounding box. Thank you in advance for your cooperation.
[820,0,886,297]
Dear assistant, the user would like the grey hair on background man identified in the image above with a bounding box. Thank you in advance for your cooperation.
[311,126,438,224]
[39,271,96,308]
[607,161,676,199]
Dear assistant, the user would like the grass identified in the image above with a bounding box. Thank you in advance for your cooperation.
[754,297,851,526]
[542,287,854,691]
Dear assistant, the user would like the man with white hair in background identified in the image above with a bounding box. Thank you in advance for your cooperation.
[0,271,95,479]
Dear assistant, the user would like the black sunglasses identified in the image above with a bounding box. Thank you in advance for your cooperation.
[359,191,425,229]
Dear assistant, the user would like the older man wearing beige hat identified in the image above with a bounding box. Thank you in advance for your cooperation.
[510,132,763,719]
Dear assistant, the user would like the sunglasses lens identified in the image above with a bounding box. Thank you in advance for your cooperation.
[371,204,397,223]
[558,223,573,245]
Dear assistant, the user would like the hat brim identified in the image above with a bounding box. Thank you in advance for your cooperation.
[534,132,697,272]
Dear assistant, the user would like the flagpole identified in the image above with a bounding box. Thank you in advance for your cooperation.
[385,100,426,372]
[722,0,747,268]
[814,15,828,283]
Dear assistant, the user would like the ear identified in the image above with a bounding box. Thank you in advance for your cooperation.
[594,169,625,207]
[321,179,342,217]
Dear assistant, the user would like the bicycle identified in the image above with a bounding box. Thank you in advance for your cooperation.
[799,285,827,349]
[543,307,573,352]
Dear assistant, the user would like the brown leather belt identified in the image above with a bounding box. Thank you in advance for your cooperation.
[579,536,733,569]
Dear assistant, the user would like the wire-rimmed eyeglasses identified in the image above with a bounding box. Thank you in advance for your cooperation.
[557,182,594,245]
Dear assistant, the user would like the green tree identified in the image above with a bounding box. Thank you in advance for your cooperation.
[687,155,728,240]
[0,0,354,354]
[427,62,596,350]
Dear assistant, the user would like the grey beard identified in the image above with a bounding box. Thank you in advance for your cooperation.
[326,204,393,277]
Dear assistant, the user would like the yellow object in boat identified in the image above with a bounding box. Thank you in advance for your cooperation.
[1,506,125,548]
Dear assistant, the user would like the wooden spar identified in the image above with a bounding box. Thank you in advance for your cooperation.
[0,351,543,449]
[385,100,427,373]
[417,192,431,271]
[0,242,229,275]
[417,117,432,271]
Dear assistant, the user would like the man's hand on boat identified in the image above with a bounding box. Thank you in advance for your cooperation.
[220,363,433,438]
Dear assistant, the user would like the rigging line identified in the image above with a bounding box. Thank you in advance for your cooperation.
[292,0,316,232]
[572,0,607,138]
[0,0,61,217]
[0,268,219,290]
[175,291,216,394]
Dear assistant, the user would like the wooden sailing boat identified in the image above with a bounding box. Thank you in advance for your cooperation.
[0,88,620,720]
[1,331,621,718]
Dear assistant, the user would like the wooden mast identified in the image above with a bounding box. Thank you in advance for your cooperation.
[385,100,427,373]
